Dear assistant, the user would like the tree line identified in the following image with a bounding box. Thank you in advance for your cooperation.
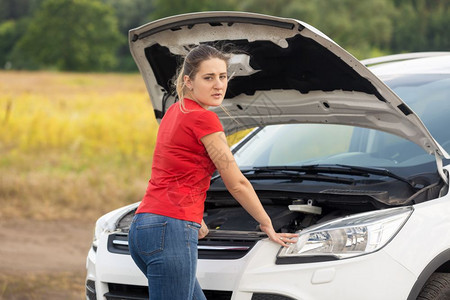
[0,0,448,72]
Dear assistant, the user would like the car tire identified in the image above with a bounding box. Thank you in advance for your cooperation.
[417,273,450,300]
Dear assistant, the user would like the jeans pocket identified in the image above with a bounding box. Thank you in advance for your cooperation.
[187,222,201,230]
[134,222,166,256]
[186,222,201,243]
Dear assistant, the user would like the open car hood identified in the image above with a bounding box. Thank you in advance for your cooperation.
[129,11,448,162]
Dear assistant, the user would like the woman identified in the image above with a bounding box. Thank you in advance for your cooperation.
[128,44,298,300]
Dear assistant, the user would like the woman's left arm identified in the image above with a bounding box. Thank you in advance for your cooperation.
[201,131,297,247]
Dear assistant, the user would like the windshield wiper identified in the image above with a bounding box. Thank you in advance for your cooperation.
[334,164,420,189]
[241,164,419,189]
[240,167,356,185]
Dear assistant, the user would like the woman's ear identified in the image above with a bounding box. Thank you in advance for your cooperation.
[184,75,193,91]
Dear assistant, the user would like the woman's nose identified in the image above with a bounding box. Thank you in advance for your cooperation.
[214,77,224,89]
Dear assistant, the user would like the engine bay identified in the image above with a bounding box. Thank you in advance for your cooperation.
[204,177,447,234]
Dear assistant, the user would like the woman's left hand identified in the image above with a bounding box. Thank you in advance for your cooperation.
[199,219,209,239]
[260,223,298,247]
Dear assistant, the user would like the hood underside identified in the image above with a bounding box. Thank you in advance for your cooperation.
[129,11,448,160]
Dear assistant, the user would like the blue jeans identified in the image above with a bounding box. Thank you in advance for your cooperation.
[128,213,206,300]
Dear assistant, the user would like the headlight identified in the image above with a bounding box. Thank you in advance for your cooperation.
[277,206,413,264]
[91,206,137,252]
[92,217,108,252]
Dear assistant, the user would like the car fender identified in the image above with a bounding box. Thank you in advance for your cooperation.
[407,248,450,300]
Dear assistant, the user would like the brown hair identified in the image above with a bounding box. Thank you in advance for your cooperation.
[175,44,230,108]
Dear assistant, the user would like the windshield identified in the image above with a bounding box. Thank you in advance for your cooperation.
[382,74,450,148]
[234,74,450,173]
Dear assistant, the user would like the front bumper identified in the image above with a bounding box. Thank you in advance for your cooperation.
[86,233,415,300]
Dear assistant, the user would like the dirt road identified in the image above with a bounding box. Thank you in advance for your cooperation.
[0,219,95,299]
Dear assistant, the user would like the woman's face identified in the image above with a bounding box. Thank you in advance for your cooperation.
[185,57,228,109]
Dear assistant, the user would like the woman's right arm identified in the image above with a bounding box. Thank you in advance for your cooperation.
[201,131,298,247]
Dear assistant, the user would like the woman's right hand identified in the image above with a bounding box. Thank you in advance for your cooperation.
[198,219,209,239]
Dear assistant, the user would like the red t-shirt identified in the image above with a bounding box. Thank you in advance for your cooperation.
[136,98,224,224]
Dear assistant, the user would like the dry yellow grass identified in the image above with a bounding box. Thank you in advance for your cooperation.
[0,71,158,221]
[0,71,248,221]
[0,272,85,299]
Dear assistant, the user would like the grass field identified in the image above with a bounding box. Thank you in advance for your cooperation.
[0,71,159,221]
[0,272,85,299]
[0,71,249,222]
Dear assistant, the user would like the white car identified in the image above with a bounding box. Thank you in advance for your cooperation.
[85,11,450,300]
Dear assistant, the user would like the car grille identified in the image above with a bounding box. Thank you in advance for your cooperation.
[108,230,265,259]
[105,283,147,300]
[105,283,232,300]
[252,293,296,300]
[85,279,96,300]
[93,283,294,300]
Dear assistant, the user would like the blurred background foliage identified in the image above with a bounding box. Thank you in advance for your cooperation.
[0,0,448,72]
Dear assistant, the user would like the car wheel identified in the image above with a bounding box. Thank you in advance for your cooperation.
[417,273,450,300]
